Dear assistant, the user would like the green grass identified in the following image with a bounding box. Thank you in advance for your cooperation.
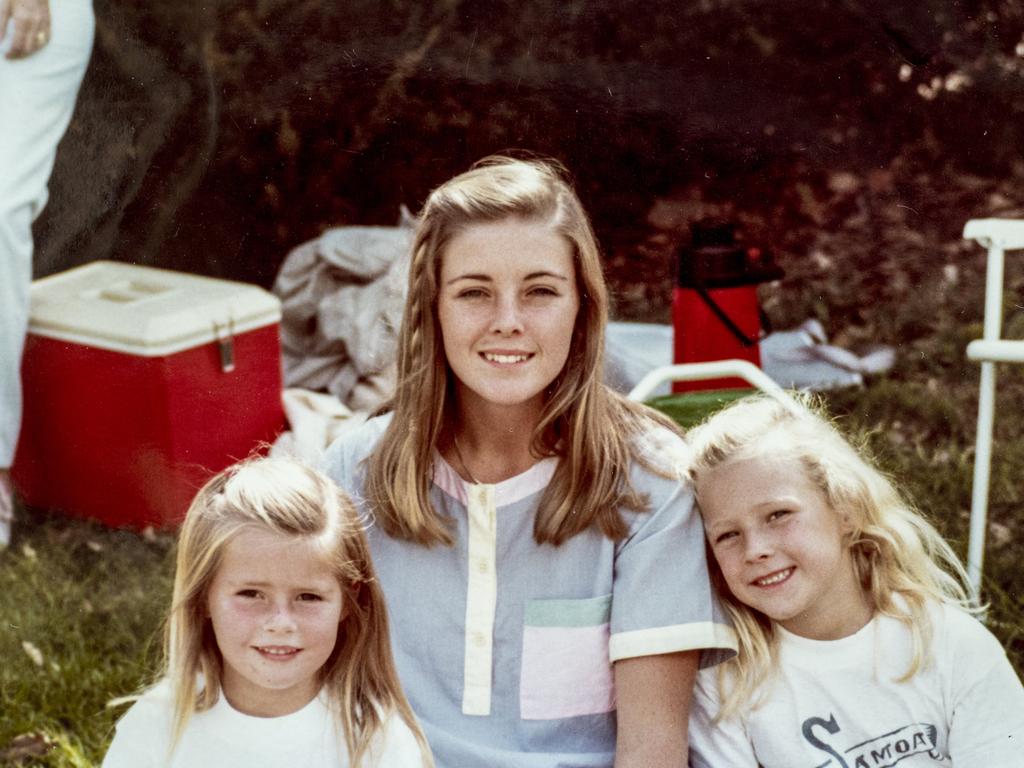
[2,376,1023,766]
[0,514,174,766]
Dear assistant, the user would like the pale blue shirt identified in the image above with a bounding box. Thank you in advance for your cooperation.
[323,414,735,768]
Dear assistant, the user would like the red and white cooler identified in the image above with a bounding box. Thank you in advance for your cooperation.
[12,261,286,529]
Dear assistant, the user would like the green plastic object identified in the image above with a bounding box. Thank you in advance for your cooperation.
[646,388,753,429]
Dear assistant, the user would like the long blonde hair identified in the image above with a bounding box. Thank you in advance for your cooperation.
[686,394,973,719]
[365,154,679,546]
[164,457,432,767]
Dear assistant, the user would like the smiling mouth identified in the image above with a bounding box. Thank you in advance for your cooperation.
[481,352,533,364]
[255,646,301,659]
[753,567,794,587]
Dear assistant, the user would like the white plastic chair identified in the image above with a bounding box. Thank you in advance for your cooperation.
[627,358,800,411]
[963,218,1024,602]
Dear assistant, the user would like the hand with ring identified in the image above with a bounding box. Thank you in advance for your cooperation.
[0,0,51,60]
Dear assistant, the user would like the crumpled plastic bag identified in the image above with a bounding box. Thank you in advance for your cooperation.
[272,211,413,413]
[760,319,896,389]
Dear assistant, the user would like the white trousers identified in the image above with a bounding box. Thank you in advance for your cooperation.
[0,0,94,466]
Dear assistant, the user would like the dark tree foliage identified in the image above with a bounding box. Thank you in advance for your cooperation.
[34,0,1024,323]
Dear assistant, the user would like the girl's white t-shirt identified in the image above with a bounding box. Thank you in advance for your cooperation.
[102,681,425,768]
[689,602,1024,768]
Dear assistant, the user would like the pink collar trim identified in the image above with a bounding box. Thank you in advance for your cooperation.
[432,453,558,507]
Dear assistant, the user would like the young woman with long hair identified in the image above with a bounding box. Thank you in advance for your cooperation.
[323,155,735,767]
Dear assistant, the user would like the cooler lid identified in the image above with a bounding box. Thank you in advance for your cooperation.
[28,261,281,356]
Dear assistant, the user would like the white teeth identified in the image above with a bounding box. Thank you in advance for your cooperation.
[756,568,793,586]
[260,647,297,655]
[483,353,529,364]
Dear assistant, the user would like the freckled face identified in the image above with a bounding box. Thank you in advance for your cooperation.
[437,217,580,416]
[697,455,870,640]
[206,528,344,717]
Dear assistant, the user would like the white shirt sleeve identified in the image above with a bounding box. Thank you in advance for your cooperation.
[688,668,760,768]
[944,610,1024,767]
[101,698,169,768]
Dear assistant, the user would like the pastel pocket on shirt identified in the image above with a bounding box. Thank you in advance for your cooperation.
[520,594,615,720]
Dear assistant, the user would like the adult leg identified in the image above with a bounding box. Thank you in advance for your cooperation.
[0,0,94,543]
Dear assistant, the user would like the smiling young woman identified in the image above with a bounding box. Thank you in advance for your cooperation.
[322,155,736,768]
[435,217,580,481]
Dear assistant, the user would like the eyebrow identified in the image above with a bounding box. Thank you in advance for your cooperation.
[446,271,570,285]
[753,496,800,510]
[229,579,333,590]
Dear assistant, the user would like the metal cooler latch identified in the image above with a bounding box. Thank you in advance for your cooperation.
[213,317,236,373]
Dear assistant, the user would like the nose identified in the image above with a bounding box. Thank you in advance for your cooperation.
[263,602,297,633]
[490,293,524,336]
[743,530,774,563]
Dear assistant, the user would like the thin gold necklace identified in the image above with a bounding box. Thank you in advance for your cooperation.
[452,433,482,485]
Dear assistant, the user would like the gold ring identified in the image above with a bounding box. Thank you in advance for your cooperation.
[36,31,48,45]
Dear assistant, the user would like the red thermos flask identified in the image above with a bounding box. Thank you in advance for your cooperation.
[672,220,783,392]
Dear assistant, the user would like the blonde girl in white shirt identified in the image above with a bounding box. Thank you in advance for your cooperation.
[686,394,1024,767]
[103,457,433,768]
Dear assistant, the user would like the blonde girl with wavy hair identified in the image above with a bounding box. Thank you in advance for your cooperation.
[103,456,433,768]
[685,394,1024,767]
[323,154,735,767]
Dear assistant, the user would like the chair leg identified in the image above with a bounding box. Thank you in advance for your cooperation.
[968,360,997,605]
